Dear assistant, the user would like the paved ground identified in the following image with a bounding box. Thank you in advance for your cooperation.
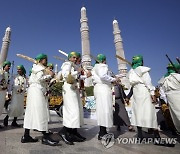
[0,109,180,154]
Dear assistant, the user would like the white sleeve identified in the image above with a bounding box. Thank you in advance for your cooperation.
[36,71,52,82]
[142,72,155,95]
[97,66,116,83]
[159,86,168,103]
[13,77,19,91]
[61,63,78,79]
[61,63,71,78]
[80,74,87,80]
[56,71,62,80]
[71,70,78,77]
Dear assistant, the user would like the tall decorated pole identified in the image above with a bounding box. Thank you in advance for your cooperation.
[80,7,91,68]
[80,6,93,87]
[113,20,129,88]
[0,27,11,67]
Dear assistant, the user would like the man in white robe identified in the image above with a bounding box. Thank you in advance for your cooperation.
[4,65,27,127]
[158,63,180,133]
[21,54,59,146]
[58,51,86,145]
[127,55,175,146]
[0,61,11,128]
[92,54,117,140]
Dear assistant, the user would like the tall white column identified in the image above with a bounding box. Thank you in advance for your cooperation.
[113,20,127,75]
[0,27,11,66]
[80,7,91,68]
[113,20,130,89]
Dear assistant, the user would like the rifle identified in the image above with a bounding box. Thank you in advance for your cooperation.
[176,57,180,64]
[115,55,132,67]
[58,50,68,57]
[16,54,37,63]
[53,56,66,62]
[165,54,179,73]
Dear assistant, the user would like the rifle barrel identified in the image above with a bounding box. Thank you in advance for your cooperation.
[176,57,180,64]
[166,54,178,73]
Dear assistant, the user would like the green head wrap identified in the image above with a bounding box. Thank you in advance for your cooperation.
[132,55,143,69]
[97,54,106,63]
[76,52,81,58]
[47,63,54,69]
[3,61,11,68]
[164,62,180,77]
[35,53,47,62]
[68,51,78,60]
[17,65,26,75]
[174,63,180,70]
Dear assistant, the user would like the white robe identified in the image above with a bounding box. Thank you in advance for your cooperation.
[0,69,10,115]
[158,73,180,132]
[23,64,51,131]
[92,63,116,128]
[61,61,84,128]
[128,66,158,129]
[7,75,27,117]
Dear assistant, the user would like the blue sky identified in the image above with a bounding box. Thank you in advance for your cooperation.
[0,0,179,85]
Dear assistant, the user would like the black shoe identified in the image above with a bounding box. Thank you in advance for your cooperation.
[172,131,177,136]
[33,129,39,132]
[42,136,59,146]
[0,125,4,129]
[70,134,85,142]
[176,131,180,136]
[46,130,53,135]
[11,122,21,127]
[74,132,86,141]
[43,130,53,136]
[98,132,108,140]
[58,132,74,145]
[117,125,121,131]
[98,134,103,140]
[136,133,145,143]
[21,136,38,143]
[3,117,8,127]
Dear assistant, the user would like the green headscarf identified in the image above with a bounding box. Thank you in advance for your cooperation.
[47,63,54,69]
[76,52,81,58]
[3,61,11,68]
[35,53,47,62]
[132,55,143,69]
[164,62,180,77]
[68,51,78,60]
[17,65,26,75]
[97,54,106,63]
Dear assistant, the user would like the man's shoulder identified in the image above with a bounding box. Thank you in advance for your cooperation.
[61,61,72,68]
[32,64,45,73]
[94,63,107,69]
[134,66,151,76]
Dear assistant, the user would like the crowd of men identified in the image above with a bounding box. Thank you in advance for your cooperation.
[0,52,179,147]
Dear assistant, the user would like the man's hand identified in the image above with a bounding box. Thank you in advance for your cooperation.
[49,71,55,78]
[77,67,83,73]
[86,71,92,78]
[151,95,157,104]
[125,98,130,105]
